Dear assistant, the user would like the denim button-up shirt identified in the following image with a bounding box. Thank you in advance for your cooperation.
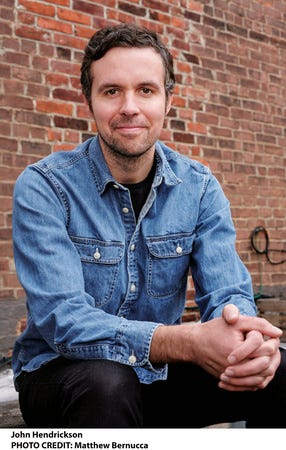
[12,136,256,386]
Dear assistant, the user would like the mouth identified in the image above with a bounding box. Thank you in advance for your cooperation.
[114,126,147,136]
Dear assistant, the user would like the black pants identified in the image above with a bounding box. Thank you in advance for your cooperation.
[17,349,286,428]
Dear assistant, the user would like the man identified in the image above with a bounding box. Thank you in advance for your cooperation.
[12,23,286,428]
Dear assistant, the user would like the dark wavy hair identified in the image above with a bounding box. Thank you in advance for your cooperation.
[80,24,175,110]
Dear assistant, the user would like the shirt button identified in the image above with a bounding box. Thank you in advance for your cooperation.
[128,354,137,364]
[176,245,183,254]
[130,283,136,292]
[130,244,135,251]
[113,184,119,189]
[93,249,101,260]
[122,207,129,214]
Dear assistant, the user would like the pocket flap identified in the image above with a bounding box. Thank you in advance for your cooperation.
[71,236,124,264]
[146,233,195,258]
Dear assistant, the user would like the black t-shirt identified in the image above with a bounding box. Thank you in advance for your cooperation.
[123,161,156,221]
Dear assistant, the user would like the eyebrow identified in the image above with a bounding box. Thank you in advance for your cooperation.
[95,81,162,93]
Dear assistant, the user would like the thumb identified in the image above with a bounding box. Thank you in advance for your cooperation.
[222,304,240,325]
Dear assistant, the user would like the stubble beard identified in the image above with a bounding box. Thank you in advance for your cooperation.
[98,131,156,163]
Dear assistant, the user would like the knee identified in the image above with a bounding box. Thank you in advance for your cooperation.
[65,360,142,427]
[71,360,140,404]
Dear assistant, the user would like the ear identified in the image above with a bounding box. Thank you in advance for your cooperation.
[165,93,173,115]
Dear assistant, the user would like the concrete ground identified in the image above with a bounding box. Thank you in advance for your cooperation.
[0,367,25,428]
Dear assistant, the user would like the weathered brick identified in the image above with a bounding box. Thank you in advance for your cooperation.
[54,115,88,131]
[53,88,83,103]
[118,1,146,17]
[174,132,194,144]
[0,138,18,152]
[36,99,73,115]
[143,0,169,13]
[38,16,72,34]
[73,0,104,15]
[15,24,52,42]
[1,95,33,110]
[149,10,171,25]
[18,0,56,17]
[15,110,51,127]
[51,60,81,76]
[58,7,91,25]
[21,141,52,156]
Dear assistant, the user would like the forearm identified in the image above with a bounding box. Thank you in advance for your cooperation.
[149,323,198,364]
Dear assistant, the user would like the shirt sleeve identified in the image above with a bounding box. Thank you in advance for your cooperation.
[190,171,257,321]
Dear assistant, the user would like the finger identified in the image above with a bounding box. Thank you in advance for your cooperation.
[219,350,281,391]
[248,337,280,359]
[221,351,281,389]
[219,371,274,391]
[236,316,282,338]
[256,374,276,389]
[223,355,273,378]
[227,330,264,364]
[222,304,240,324]
[218,380,259,392]
[258,350,281,383]
[221,369,267,385]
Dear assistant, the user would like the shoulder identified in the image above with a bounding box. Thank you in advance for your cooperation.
[33,138,94,174]
[158,141,210,176]
[14,138,95,193]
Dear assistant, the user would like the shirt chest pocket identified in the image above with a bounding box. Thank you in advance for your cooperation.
[71,237,124,306]
[146,233,195,298]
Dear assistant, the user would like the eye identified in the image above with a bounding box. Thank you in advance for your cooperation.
[140,87,153,95]
[104,88,120,96]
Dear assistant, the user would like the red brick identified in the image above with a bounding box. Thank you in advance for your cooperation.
[54,116,88,131]
[58,7,91,25]
[18,0,56,17]
[45,0,69,5]
[142,0,169,13]
[0,138,18,152]
[16,15,33,30]
[1,95,33,110]
[187,122,207,134]
[45,73,69,86]
[118,2,146,17]
[149,11,171,25]
[36,99,73,115]
[54,33,87,50]
[54,143,75,152]
[0,289,15,299]
[174,132,194,144]
[53,88,83,103]
[0,21,12,36]
[74,25,95,40]
[51,60,81,77]
[0,242,14,258]
[73,0,104,15]
[15,25,52,42]
[38,17,72,34]
[64,130,81,143]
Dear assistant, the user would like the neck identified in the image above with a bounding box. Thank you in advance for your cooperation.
[99,138,156,184]
[109,156,155,184]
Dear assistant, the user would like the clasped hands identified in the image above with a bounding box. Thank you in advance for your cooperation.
[150,303,282,392]
[217,304,282,392]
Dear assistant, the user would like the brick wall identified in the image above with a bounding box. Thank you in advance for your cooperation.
[1,0,286,312]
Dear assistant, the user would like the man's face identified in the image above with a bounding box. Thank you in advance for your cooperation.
[90,46,172,159]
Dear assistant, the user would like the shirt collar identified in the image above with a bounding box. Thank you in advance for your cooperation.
[88,135,181,195]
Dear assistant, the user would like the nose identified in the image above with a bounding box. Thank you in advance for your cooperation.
[119,92,140,116]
